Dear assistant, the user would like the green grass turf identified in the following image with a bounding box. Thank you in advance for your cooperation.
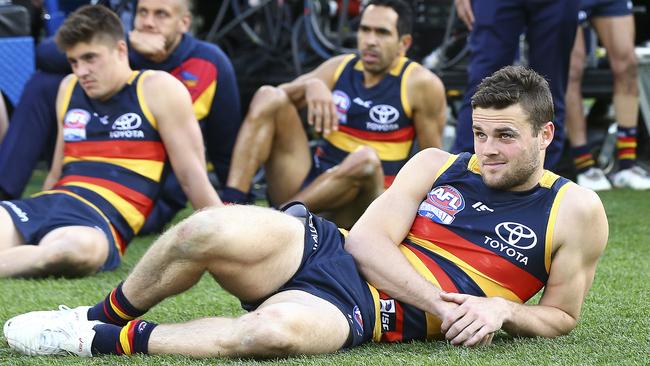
[1,173,649,365]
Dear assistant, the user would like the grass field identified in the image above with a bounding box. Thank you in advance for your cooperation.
[1,175,649,365]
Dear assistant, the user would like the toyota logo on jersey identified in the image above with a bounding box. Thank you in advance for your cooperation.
[495,222,537,250]
[369,104,399,124]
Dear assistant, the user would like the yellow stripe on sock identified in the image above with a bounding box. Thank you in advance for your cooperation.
[119,322,133,355]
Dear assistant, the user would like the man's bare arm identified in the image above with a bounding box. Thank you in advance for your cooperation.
[144,71,222,209]
[407,65,446,149]
[346,148,456,318]
[279,55,348,135]
[44,75,76,190]
[440,184,608,345]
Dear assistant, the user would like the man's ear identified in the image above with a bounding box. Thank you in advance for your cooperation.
[399,34,412,55]
[539,121,555,150]
[180,13,191,33]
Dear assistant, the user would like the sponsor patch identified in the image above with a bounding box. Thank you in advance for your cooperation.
[418,185,465,225]
[63,108,91,141]
[333,90,350,124]
[495,221,537,250]
[369,104,399,124]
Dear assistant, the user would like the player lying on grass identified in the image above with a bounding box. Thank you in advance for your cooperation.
[3,66,608,358]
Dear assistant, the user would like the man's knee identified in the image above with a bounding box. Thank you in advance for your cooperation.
[229,307,307,357]
[247,86,290,122]
[610,51,638,82]
[38,239,105,277]
[165,206,247,261]
[336,146,382,180]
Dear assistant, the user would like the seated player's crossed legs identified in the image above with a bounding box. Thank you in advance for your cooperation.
[227,86,312,203]
[293,146,384,228]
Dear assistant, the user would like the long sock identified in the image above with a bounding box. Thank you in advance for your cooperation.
[617,126,637,170]
[87,282,146,326]
[571,144,596,174]
[91,320,158,355]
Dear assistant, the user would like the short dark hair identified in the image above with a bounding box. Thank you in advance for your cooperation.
[366,0,413,36]
[55,5,124,51]
[471,65,554,135]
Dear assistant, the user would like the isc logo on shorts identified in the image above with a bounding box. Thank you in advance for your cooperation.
[418,185,465,225]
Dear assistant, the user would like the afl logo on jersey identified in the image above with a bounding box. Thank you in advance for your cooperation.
[369,104,399,124]
[418,185,465,225]
[333,90,350,124]
[63,108,90,141]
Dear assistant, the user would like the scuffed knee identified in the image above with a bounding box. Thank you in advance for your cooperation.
[229,307,304,358]
[166,205,255,261]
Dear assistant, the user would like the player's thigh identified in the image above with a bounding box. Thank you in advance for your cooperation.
[187,205,306,301]
[39,225,109,269]
[264,105,313,204]
[0,206,25,250]
[592,15,635,63]
[254,290,350,354]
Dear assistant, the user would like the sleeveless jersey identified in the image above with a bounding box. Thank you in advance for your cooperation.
[367,152,572,342]
[322,54,417,187]
[43,70,166,254]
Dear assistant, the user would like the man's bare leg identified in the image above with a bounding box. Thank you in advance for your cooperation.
[226,87,312,203]
[5,205,354,358]
[0,205,109,278]
[565,27,588,148]
[593,15,638,130]
[122,205,306,309]
[291,146,384,228]
[148,290,350,358]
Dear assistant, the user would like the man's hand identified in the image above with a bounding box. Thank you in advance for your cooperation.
[129,30,167,63]
[454,0,475,30]
[440,292,510,347]
[304,78,338,135]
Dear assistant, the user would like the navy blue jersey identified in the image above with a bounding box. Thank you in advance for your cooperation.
[322,54,417,187]
[50,70,165,253]
[369,152,572,342]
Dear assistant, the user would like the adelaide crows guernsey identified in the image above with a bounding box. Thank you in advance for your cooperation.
[367,152,571,342]
[42,70,166,254]
[323,54,417,187]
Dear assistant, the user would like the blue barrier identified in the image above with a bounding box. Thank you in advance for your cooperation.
[0,36,34,106]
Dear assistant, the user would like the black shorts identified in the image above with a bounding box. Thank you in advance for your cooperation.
[579,0,632,23]
[0,192,121,271]
[242,202,375,348]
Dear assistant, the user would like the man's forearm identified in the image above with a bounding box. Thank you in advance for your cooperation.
[502,301,578,338]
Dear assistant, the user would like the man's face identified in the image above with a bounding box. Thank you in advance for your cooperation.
[472,104,550,191]
[134,0,189,52]
[66,39,126,100]
[357,5,407,75]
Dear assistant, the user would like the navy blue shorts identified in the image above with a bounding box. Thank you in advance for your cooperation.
[579,0,632,23]
[241,202,375,348]
[0,193,121,271]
